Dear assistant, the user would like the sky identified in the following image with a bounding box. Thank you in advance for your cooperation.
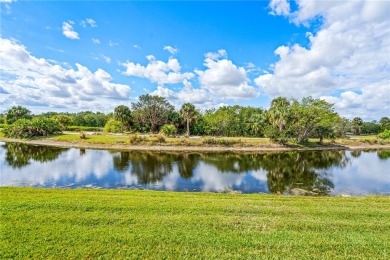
[0,0,389,120]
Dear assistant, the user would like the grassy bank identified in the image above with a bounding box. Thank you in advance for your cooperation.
[1,131,390,152]
[1,188,389,258]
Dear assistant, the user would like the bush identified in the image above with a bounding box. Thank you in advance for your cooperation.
[79,131,87,139]
[66,126,103,132]
[0,123,7,129]
[103,119,122,133]
[3,117,62,139]
[129,132,146,144]
[378,129,390,140]
[156,133,166,143]
[160,124,177,136]
[202,137,241,146]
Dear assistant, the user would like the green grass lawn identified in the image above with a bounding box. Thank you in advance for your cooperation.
[1,188,389,259]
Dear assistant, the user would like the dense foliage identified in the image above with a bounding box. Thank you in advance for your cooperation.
[103,119,122,133]
[5,106,32,124]
[378,129,390,140]
[160,124,177,136]
[2,96,389,142]
[132,94,174,132]
[3,117,61,138]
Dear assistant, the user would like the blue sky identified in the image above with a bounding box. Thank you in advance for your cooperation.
[1,0,389,120]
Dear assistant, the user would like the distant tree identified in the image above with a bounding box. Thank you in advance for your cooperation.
[289,97,337,144]
[351,117,363,135]
[332,117,350,138]
[361,121,381,135]
[5,106,32,124]
[52,115,73,130]
[267,97,291,132]
[114,105,132,133]
[265,97,291,144]
[379,117,390,131]
[132,95,174,132]
[180,103,197,137]
[168,111,182,129]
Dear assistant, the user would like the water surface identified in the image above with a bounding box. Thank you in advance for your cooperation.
[1,142,389,195]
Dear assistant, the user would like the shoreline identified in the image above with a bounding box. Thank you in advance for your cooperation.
[1,137,390,152]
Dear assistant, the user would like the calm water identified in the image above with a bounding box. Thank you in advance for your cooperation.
[1,142,389,195]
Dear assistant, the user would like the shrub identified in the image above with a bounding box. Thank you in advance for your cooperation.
[156,133,166,143]
[129,132,146,144]
[160,124,177,136]
[378,129,390,140]
[103,119,122,133]
[66,126,103,132]
[79,131,86,139]
[2,117,62,139]
[202,137,241,146]
[202,137,218,145]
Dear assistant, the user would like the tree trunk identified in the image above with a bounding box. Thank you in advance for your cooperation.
[151,123,157,133]
[186,119,190,137]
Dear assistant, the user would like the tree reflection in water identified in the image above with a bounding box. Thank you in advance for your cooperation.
[260,151,348,195]
[177,153,199,179]
[377,150,390,160]
[2,142,67,169]
[112,152,200,182]
[110,150,350,194]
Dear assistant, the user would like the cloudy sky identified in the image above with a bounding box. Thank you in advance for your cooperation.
[0,0,389,120]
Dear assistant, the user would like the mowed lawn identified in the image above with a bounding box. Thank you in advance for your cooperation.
[1,188,389,259]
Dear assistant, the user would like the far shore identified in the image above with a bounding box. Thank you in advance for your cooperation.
[1,135,390,152]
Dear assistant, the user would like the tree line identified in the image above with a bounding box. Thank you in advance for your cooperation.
[1,94,390,143]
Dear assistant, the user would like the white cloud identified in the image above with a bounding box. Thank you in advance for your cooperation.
[196,57,259,100]
[102,55,111,64]
[62,21,79,40]
[133,44,141,49]
[150,80,212,105]
[109,40,119,47]
[122,56,194,85]
[0,0,15,3]
[269,0,290,16]
[0,38,131,112]
[163,45,178,54]
[255,0,390,120]
[92,38,100,44]
[205,49,227,60]
[81,18,97,28]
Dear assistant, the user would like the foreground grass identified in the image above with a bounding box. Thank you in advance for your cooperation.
[1,188,389,259]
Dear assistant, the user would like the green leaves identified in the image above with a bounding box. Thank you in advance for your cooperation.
[3,117,62,139]
[5,106,32,124]
[132,95,174,132]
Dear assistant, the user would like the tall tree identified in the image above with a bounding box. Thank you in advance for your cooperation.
[132,95,174,132]
[267,97,291,131]
[113,105,132,133]
[52,115,73,130]
[265,97,291,143]
[5,106,32,124]
[379,117,390,131]
[289,97,337,144]
[180,103,197,137]
[351,117,363,135]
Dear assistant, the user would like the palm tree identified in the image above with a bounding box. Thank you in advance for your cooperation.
[267,97,290,131]
[180,103,197,137]
[114,105,131,133]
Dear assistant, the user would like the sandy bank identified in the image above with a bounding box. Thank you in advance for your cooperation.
[1,137,390,152]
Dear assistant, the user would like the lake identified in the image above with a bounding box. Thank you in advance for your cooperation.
[1,142,389,196]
